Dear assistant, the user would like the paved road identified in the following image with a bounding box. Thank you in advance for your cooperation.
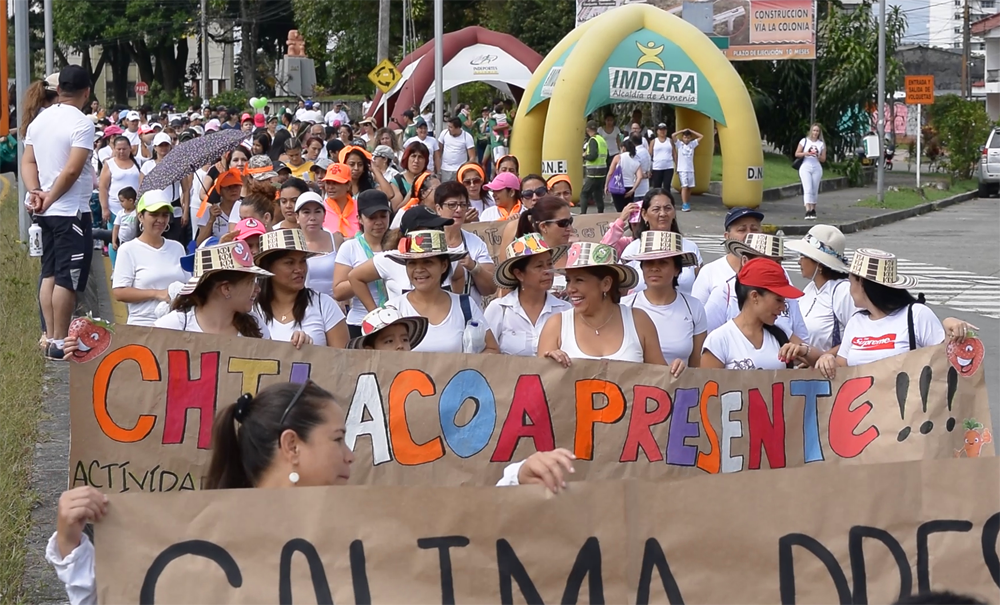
[693,198,1000,433]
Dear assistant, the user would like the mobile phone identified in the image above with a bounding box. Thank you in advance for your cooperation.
[628,205,641,223]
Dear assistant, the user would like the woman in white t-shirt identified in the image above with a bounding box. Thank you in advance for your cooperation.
[334,190,392,338]
[817,249,957,375]
[622,231,706,368]
[98,135,140,266]
[702,258,823,370]
[785,225,857,352]
[383,229,500,354]
[253,229,348,347]
[293,191,338,298]
[153,241,274,339]
[110,192,189,327]
[459,162,494,221]
[538,242,672,369]
[606,138,644,212]
[598,114,622,170]
[139,133,190,243]
[604,189,703,295]
[648,123,676,190]
[435,181,497,304]
[485,234,570,356]
[795,123,826,220]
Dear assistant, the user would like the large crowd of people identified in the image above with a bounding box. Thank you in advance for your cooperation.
[19,67,981,602]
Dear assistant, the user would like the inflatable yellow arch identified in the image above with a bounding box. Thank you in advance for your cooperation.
[511,4,764,208]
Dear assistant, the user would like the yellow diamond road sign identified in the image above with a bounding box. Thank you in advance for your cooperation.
[369,59,401,94]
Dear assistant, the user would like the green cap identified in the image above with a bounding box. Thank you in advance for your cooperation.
[137,190,173,214]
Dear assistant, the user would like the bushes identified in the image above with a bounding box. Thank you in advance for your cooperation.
[209,90,250,112]
[926,95,993,180]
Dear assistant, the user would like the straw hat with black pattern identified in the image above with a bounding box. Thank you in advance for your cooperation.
[347,306,429,350]
[255,229,321,265]
[178,241,273,296]
[724,233,785,261]
[494,233,567,289]
[384,230,467,264]
[622,231,698,266]
[784,225,850,273]
[559,241,639,290]
[848,248,918,289]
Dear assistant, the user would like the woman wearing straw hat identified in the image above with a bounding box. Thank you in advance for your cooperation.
[253,229,348,348]
[702,258,824,370]
[153,241,274,338]
[784,225,858,352]
[49,381,356,602]
[109,191,189,327]
[537,242,672,369]
[485,234,571,356]
[604,188,703,295]
[622,231,706,369]
[346,306,428,351]
[816,249,975,377]
[704,233,809,341]
[382,230,500,354]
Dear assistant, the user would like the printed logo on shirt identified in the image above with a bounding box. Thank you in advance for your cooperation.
[732,358,757,370]
[852,334,896,351]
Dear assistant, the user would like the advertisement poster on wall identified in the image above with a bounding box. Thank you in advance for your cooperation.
[575,0,816,60]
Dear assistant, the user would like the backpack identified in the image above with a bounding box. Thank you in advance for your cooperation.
[459,294,473,326]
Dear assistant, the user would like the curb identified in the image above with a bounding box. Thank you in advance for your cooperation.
[761,190,979,236]
[709,176,853,201]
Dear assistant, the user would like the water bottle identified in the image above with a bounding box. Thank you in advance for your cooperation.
[462,320,486,354]
[28,220,42,257]
[776,230,785,239]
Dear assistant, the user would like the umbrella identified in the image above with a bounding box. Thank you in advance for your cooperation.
[138,129,249,196]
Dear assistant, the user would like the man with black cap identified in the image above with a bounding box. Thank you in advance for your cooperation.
[580,119,608,214]
[22,65,96,360]
[690,206,764,305]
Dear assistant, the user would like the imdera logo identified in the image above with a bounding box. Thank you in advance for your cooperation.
[608,68,697,103]
[852,334,896,351]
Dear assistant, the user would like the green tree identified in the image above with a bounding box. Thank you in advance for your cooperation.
[742,1,907,160]
[926,94,993,180]
[480,0,574,57]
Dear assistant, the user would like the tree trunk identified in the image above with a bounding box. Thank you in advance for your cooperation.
[240,0,258,95]
[126,39,156,90]
[111,41,131,107]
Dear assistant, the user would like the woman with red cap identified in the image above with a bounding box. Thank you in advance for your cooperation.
[702,258,823,370]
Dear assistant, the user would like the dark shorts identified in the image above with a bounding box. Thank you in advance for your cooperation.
[38,213,93,292]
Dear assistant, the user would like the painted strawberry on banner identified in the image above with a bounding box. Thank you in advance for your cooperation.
[947,337,984,377]
[67,314,114,363]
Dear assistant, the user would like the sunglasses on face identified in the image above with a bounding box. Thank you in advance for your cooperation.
[521,186,547,198]
[462,177,483,186]
[542,217,574,229]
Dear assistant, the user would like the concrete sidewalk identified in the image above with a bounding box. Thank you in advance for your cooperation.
[581,171,981,236]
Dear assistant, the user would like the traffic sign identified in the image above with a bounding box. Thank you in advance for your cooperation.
[368,59,401,94]
[904,76,934,105]
[134,81,149,96]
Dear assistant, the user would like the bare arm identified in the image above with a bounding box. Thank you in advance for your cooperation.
[794,141,807,158]
[21,144,39,191]
[113,287,169,304]
[483,329,500,354]
[537,314,562,358]
[688,331,706,368]
[700,349,725,369]
[371,168,394,199]
[332,262,356,302]
[98,165,111,214]
[325,320,349,348]
[390,180,406,210]
[633,309,667,366]
[348,260,380,311]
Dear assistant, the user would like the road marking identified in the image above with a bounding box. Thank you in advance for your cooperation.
[685,234,1000,319]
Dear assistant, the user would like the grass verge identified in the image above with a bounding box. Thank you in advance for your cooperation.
[855,179,978,210]
[711,152,836,189]
[0,179,45,602]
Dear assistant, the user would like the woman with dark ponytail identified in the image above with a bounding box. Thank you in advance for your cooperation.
[47,380,355,601]
[816,248,973,378]
[702,258,823,370]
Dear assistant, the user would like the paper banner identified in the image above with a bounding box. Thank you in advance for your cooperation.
[463,212,617,263]
[69,326,992,493]
[95,457,1000,603]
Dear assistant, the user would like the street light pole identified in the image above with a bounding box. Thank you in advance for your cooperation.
[433,0,443,136]
[44,0,53,75]
[876,0,886,204]
[15,0,30,241]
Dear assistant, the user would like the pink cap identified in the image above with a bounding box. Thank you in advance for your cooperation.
[205,119,221,132]
[234,217,267,240]
[241,112,252,123]
[103,125,123,138]
[483,171,521,192]
[253,114,266,128]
